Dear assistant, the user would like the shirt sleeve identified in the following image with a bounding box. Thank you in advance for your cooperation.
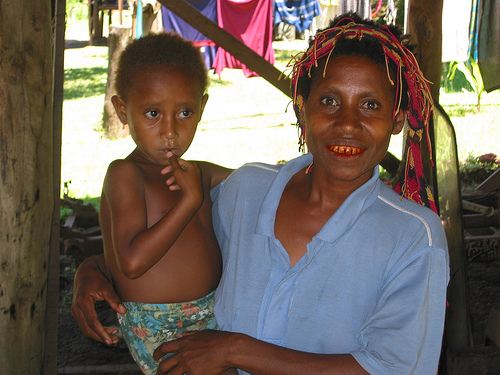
[351,245,449,375]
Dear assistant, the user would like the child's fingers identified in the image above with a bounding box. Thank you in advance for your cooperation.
[167,153,181,170]
[166,175,180,191]
[160,164,172,175]
[168,153,193,172]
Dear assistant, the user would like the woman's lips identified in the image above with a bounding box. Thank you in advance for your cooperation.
[326,145,363,155]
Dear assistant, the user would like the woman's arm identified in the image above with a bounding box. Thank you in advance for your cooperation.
[71,255,126,345]
[153,330,369,375]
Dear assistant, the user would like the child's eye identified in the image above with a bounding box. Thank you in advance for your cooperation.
[362,100,380,110]
[178,109,193,119]
[145,109,160,119]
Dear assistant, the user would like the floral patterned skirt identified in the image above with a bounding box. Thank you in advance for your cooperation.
[118,290,218,375]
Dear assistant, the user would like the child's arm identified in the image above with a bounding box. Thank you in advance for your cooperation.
[105,155,203,279]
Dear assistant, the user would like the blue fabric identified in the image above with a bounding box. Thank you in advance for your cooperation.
[211,154,449,375]
[274,0,321,33]
[162,0,218,70]
[338,0,372,19]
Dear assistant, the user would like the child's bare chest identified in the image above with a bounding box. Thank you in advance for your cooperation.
[142,172,211,228]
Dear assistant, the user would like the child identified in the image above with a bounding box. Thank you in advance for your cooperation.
[100,32,231,374]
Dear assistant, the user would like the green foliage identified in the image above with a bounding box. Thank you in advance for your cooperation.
[66,0,87,23]
[447,58,484,112]
[459,153,500,191]
[441,62,473,93]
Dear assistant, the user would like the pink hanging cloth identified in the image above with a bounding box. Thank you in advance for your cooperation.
[214,0,275,77]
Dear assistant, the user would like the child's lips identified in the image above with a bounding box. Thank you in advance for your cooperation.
[159,147,179,156]
[326,145,364,155]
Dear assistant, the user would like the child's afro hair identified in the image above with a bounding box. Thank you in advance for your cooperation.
[115,32,209,100]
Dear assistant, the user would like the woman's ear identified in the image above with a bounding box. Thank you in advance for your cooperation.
[111,95,128,125]
[392,109,406,135]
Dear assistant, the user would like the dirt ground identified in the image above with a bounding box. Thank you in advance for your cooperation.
[58,255,142,374]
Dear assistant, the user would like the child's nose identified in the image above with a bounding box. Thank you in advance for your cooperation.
[161,118,178,140]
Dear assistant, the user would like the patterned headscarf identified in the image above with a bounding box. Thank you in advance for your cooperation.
[287,17,437,213]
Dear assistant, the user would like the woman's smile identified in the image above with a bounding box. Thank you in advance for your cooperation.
[326,144,364,156]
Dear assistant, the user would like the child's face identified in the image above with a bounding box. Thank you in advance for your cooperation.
[113,67,208,166]
[302,54,405,186]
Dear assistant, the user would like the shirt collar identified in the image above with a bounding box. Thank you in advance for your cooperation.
[255,153,381,244]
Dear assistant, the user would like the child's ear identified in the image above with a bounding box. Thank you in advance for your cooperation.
[392,109,406,135]
[111,95,128,125]
[201,93,209,113]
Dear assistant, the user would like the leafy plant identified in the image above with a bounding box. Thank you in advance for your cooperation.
[447,58,484,112]
[459,153,500,192]
[66,0,87,23]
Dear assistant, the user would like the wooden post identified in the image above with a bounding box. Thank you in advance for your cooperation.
[118,0,123,25]
[158,0,291,97]
[406,0,472,353]
[0,0,54,373]
[44,0,66,372]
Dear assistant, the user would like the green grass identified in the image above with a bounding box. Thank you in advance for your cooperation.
[61,35,500,203]
[64,67,107,100]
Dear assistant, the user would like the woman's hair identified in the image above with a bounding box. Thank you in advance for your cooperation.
[114,32,209,101]
[288,12,437,212]
[295,13,414,110]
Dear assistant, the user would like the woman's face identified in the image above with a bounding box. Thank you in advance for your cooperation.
[302,54,405,188]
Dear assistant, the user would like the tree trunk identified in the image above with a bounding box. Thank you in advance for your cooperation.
[406,0,443,103]
[0,0,54,373]
[102,25,131,139]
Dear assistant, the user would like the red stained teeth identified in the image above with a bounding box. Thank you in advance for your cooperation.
[328,145,362,155]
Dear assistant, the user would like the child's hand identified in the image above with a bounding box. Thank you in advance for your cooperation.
[161,163,179,191]
[166,152,203,205]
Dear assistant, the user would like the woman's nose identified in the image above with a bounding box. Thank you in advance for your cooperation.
[334,108,361,134]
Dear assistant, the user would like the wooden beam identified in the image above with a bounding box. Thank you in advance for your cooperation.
[157,0,291,98]
[407,0,472,352]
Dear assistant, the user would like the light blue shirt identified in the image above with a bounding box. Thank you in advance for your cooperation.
[211,154,449,375]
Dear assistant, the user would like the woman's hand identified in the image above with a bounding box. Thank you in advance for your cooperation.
[71,255,126,345]
[153,330,236,375]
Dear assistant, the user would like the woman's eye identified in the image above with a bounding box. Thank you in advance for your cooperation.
[320,96,338,106]
[178,109,193,118]
[145,109,159,119]
[362,100,380,110]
